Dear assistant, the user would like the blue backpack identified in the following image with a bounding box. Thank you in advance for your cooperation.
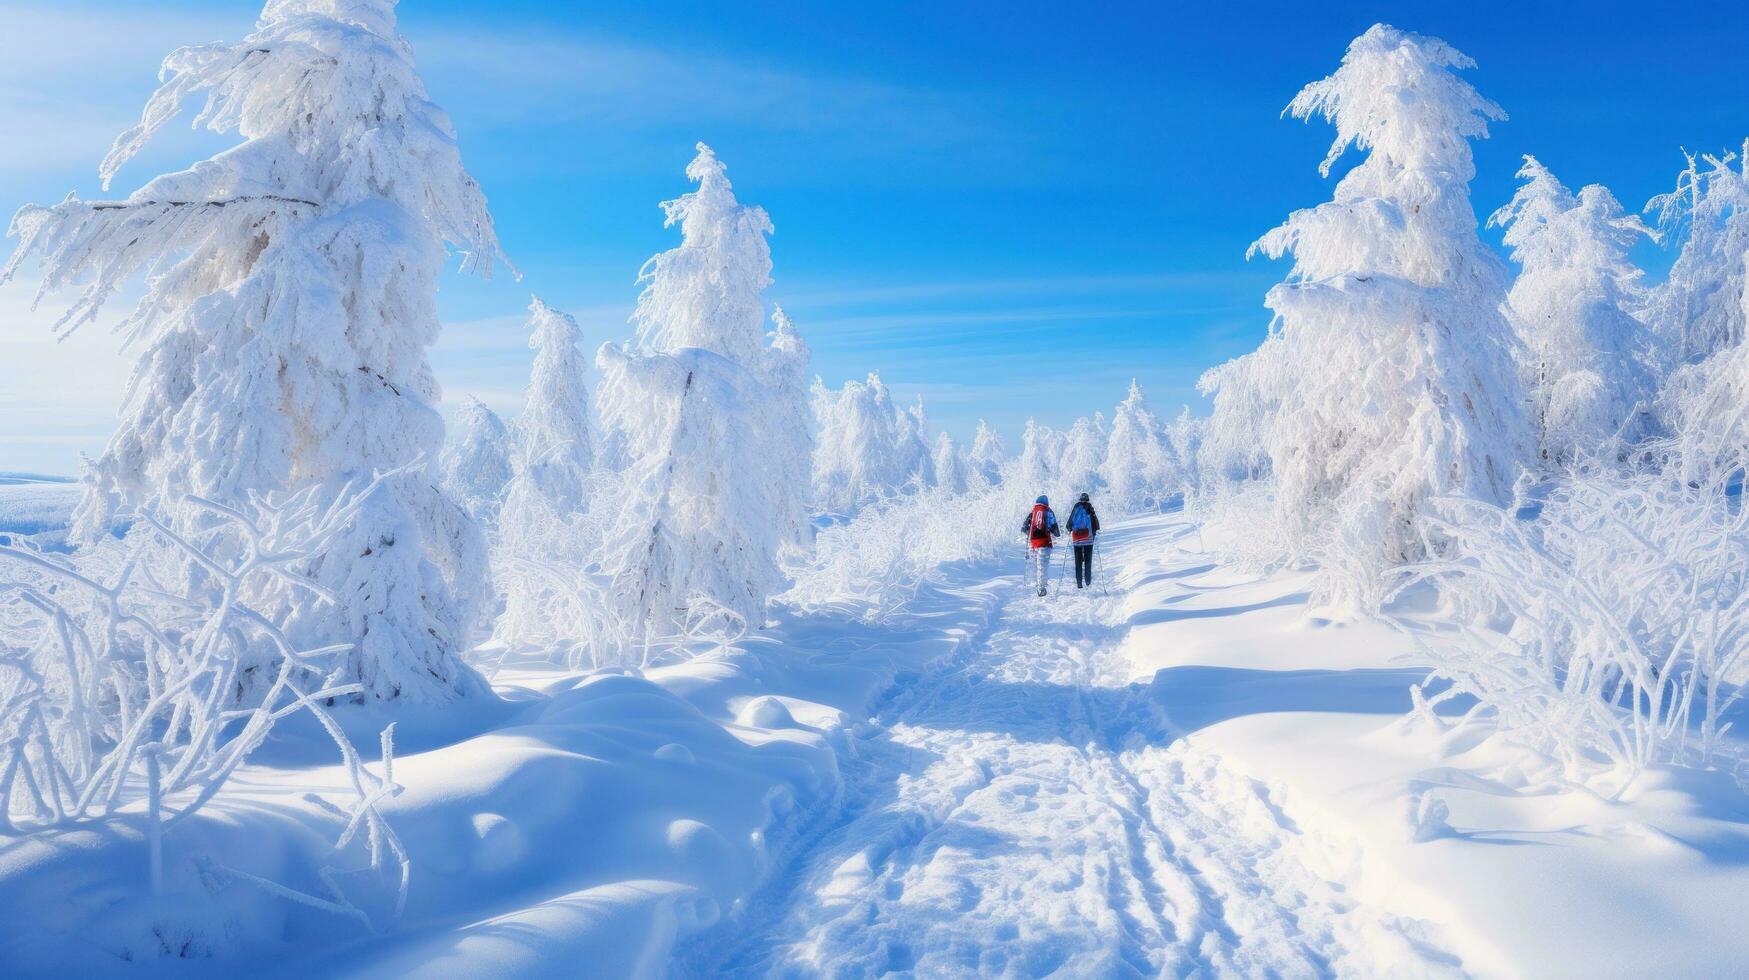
[1070,506,1092,534]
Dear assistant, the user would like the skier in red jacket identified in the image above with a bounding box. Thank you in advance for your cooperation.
[1021,495,1060,596]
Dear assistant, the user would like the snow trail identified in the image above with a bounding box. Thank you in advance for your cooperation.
[684,523,1462,977]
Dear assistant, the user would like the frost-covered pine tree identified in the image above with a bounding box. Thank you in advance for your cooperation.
[1102,380,1173,512]
[1012,419,1067,495]
[1643,145,1749,468]
[3,0,502,700]
[1059,415,1108,498]
[1644,145,1749,368]
[594,143,807,652]
[812,372,933,510]
[441,397,514,530]
[969,419,1008,487]
[934,432,972,495]
[492,297,598,647]
[763,305,816,553]
[1199,25,1529,605]
[1166,406,1205,496]
[501,297,593,530]
[1489,156,1658,464]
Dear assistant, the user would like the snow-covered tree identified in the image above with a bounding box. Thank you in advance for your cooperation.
[1166,406,1206,496]
[934,432,972,495]
[1199,24,1529,606]
[764,305,816,553]
[1644,145,1749,470]
[1011,419,1067,495]
[1489,156,1657,464]
[3,0,502,700]
[593,143,807,654]
[812,372,933,511]
[493,298,598,648]
[1102,381,1174,513]
[441,397,513,530]
[502,297,593,527]
[1059,415,1108,498]
[969,419,1008,487]
[1644,144,1749,368]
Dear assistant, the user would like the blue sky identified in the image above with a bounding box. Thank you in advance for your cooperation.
[4,1,1749,474]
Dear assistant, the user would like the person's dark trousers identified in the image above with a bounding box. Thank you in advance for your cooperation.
[1074,543,1094,588]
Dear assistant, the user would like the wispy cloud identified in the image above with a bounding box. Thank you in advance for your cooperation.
[778,270,1276,309]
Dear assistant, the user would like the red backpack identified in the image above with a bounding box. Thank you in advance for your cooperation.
[1029,503,1052,545]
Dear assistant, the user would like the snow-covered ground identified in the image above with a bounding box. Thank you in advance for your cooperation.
[7,509,1746,977]
[0,472,79,546]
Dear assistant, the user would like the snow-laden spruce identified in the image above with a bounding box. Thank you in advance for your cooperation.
[969,419,1008,486]
[440,397,514,530]
[1644,144,1749,369]
[494,297,600,652]
[1199,24,1530,609]
[763,305,816,555]
[1059,414,1108,500]
[1011,419,1067,495]
[593,144,810,655]
[934,432,972,495]
[1102,380,1176,513]
[1489,156,1658,464]
[502,297,593,525]
[1644,144,1749,471]
[2,0,502,700]
[811,371,934,512]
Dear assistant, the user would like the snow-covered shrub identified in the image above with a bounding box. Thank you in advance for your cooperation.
[812,372,934,512]
[2,0,501,701]
[1199,24,1529,612]
[1102,381,1175,513]
[789,478,1037,621]
[0,476,408,916]
[440,397,513,530]
[591,144,809,661]
[1489,156,1658,464]
[969,420,1008,487]
[1390,459,1749,789]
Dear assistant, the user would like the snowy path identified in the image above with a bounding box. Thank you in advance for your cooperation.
[683,526,1461,978]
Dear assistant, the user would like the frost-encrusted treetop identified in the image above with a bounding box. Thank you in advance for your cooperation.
[631,143,773,364]
[2,0,504,700]
[1255,23,1505,284]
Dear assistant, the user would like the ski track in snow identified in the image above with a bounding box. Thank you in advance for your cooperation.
[683,528,1464,978]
